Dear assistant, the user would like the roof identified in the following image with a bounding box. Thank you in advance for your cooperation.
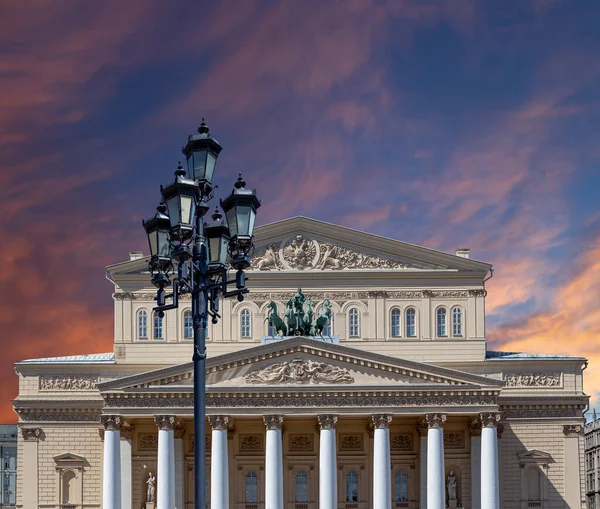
[486,350,585,361]
[17,352,115,365]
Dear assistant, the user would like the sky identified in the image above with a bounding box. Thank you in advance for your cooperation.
[0,0,599,423]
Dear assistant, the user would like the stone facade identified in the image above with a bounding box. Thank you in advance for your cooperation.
[13,217,588,508]
[0,424,17,508]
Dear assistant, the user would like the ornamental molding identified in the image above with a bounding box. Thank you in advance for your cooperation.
[502,409,581,419]
[503,373,562,388]
[21,427,42,441]
[242,290,482,302]
[263,415,284,430]
[16,410,101,422]
[40,375,98,391]
[480,412,501,428]
[563,424,583,437]
[289,434,314,451]
[154,415,177,430]
[372,414,392,429]
[239,434,263,451]
[390,435,413,450]
[417,420,428,436]
[249,235,417,271]
[121,424,135,440]
[444,431,465,448]
[426,413,446,428]
[208,415,230,430]
[318,414,338,430]
[139,435,158,449]
[174,421,186,439]
[245,359,354,385]
[101,415,122,431]
[340,434,363,450]
[469,417,482,436]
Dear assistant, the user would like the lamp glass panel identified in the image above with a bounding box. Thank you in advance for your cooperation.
[180,195,194,226]
[205,152,217,182]
[225,208,238,238]
[219,236,229,264]
[193,150,207,180]
[236,205,252,237]
[157,230,170,257]
[166,196,180,227]
[186,156,194,177]
[148,230,158,257]
[208,237,220,264]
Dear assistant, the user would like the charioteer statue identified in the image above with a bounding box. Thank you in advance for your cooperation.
[265,288,332,337]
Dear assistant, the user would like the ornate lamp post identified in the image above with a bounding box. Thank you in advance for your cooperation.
[143,120,260,509]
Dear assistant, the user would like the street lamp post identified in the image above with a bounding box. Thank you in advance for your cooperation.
[143,120,260,509]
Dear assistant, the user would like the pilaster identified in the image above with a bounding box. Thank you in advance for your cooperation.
[21,427,42,509]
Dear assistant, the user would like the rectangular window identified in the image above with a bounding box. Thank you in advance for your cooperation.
[241,311,251,338]
[154,313,164,339]
[349,309,360,337]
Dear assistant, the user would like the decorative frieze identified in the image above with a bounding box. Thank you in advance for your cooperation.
[504,373,561,387]
[480,413,501,428]
[245,359,354,384]
[444,431,465,448]
[101,415,122,431]
[21,427,42,441]
[372,414,392,429]
[289,435,314,451]
[318,414,338,430]
[154,415,177,431]
[242,289,478,301]
[426,413,446,429]
[139,435,158,449]
[208,415,230,430]
[563,424,583,437]
[503,409,580,419]
[40,375,98,391]
[263,415,284,430]
[340,434,363,451]
[239,434,263,451]
[17,411,101,422]
[390,435,413,450]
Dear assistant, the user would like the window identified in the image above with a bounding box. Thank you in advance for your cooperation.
[345,471,358,502]
[295,471,308,502]
[153,311,164,339]
[526,467,541,501]
[183,310,193,339]
[245,471,258,503]
[452,307,463,337]
[137,310,148,339]
[323,312,334,336]
[62,471,76,504]
[395,471,408,502]
[436,307,447,337]
[391,308,401,337]
[348,308,360,337]
[405,308,416,337]
[241,309,251,338]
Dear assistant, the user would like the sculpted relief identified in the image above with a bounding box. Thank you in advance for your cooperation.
[250,235,416,271]
[245,359,354,384]
[40,375,98,391]
[504,372,561,387]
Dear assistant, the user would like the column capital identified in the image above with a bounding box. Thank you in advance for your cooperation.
[372,414,392,429]
[174,420,186,439]
[154,414,177,431]
[264,415,284,430]
[20,427,42,441]
[425,413,446,429]
[417,419,428,436]
[121,423,135,440]
[469,417,482,437]
[563,424,583,437]
[479,412,501,428]
[318,414,338,430]
[208,415,230,431]
[101,415,123,431]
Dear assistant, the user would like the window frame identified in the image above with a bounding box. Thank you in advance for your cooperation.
[295,471,309,503]
[240,309,252,338]
[394,470,409,502]
[153,311,164,340]
[405,307,417,337]
[183,309,193,339]
[345,470,359,502]
[436,307,447,337]
[245,471,259,503]
[451,306,463,337]
[137,309,148,339]
[390,308,401,338]
[348,308,360,338]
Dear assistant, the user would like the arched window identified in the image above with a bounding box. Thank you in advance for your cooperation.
[245,471,258,503]
[452,306,463,337]
[323,311,334,336]
[395,471,408,502]
[391,308,401,337]
[183,310,193,339]
[153,311,164,339]
[405,308,416,337]
[137,310,148,339]
[345,471,358,502]
[436,307,447,337]
[348,308,360,337]
[62,470,76,504]
[526,467,541,501]
[241,309,251,338]
[295,471,308,502]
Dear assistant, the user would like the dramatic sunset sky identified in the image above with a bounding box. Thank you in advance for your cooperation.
[1,0,599,423]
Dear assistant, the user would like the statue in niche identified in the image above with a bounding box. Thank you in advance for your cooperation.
[447,469,457,501]
[146,472,156,503]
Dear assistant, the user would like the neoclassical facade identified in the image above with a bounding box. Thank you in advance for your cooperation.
[13,217,588,508]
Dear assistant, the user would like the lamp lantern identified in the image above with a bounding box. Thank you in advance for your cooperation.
[220,173,261,251]
[182,119,223,186]
[204,209,230,268]
[160,163,199,242]
[143,204,172,287]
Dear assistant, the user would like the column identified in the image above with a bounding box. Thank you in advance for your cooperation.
[563,424,584,509]
[20,428,42,509]
[102,415,122,509]
[264,415,284,509]
[318,415,338,509]
[480,413,500,509]
[155,415,176,509]
[426,413,446,509]
[417,420,427,509]
[120,424,135,509]
[469,418,481,509]
[209,416,230,509]
[174,421,186,509]
[372,414,392,509]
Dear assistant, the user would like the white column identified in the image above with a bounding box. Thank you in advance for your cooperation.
[174,422,185,509]
[264,415,284,509]
[372,414,392,509]
[156,415,176,509]
[120,425,134,509]
[480,413,500,509]
[102,416,122,509]
[469,419,481,509]
[426,413,446,509]
[418,421,427,509]
[318,415,337,509]
[209,416,230,509]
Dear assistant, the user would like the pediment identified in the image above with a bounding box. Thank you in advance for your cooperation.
[518,450,554,463]
[98,337,502,393]
[54,452,87,465]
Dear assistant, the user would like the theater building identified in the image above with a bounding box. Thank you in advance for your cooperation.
[13,217,587,508]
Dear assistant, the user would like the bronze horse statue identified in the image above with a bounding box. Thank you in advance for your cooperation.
[314,299,332,336]
[265,301,287,337]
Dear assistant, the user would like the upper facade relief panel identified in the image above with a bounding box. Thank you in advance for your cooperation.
[250,234,440,271]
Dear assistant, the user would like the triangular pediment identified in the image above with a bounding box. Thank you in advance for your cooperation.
[518,450,554,463]
[98,337,502,393]
[54,452,87,465]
